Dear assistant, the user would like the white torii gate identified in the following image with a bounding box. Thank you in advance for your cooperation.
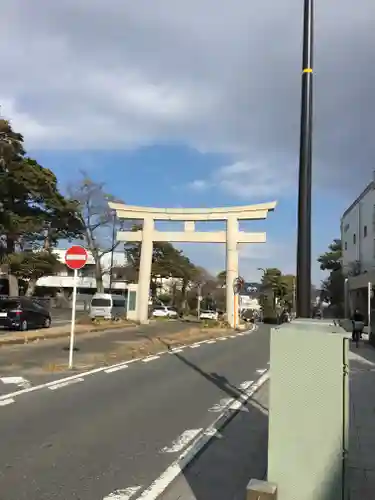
[108,201,277,327]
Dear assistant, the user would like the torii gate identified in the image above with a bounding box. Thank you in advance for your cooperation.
[108,201,277,327]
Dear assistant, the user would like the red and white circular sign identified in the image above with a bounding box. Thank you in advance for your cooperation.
[65,245,88,270]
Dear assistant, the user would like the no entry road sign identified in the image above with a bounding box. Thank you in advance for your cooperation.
[65,245,88,270]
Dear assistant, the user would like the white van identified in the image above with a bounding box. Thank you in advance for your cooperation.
[89,293,127,320]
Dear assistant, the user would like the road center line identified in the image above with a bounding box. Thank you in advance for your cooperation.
[205,339,216,344]
[189,344,201,348]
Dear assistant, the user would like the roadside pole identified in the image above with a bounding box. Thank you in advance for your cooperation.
[69,269,78,369]
[65,245,88,370]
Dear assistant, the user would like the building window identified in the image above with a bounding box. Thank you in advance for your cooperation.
[353,233,356,244]
[364,225,368,238]
[345,241,348,250]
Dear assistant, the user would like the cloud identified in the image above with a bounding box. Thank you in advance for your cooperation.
[0,0,374,195]
[190,160,294,198]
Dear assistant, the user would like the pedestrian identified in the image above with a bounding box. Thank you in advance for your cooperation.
[351,309,364,344]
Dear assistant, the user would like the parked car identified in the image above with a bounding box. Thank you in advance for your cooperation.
[0,296,51,331]
[199,310,218,321]
[89,293,127,320]
[152,306,178,318]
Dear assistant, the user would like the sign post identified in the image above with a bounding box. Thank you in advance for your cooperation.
[65,245,88,369]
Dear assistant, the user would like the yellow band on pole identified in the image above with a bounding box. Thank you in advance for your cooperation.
[303,68,313,73]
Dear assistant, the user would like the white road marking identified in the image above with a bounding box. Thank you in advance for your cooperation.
[239,381,254,390]
[142,355,160,363]
[103,486,142,499]
[0,376,31,389]
[105,364,129,373]
[228,399,249,412]
[189,343,201,348]
[0,359,139,402]
[205,340,216,344]
[256,368,267,374]
[204,427,223,439]
[0,398,15,406]
[160,429,203,453]
[169,347,184,353]
[137,371,269,500]
[48,378,84,390]
[218,337,228,341]
[229,335,237,338]
[208,397,235,412]
[237,333,245,336]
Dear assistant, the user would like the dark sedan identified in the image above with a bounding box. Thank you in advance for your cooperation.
[0,297,51,331]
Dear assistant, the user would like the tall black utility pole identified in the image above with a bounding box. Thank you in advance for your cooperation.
[296,0,314,317]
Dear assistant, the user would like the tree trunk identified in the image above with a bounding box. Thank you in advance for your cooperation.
[25,279,37,297]
[95,260,104,293]
[181,280,188,313]
[8,274,19,296]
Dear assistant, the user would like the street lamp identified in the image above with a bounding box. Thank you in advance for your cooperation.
[296,0,314,318]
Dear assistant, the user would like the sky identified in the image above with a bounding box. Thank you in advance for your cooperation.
[1,0,374,285]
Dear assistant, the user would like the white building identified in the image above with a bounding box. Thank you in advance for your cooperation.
[36,248,128,293]
[341,173,375,310]
[35,248,186,297]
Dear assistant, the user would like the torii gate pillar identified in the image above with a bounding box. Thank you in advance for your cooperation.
[109,202,277,327]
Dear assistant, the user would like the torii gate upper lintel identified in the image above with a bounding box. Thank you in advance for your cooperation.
[108,201,277,327]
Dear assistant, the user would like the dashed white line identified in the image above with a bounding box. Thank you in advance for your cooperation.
[218,337,228,341]
[142,355,161,363]
[189,343,201,349]
[48,378,84,391]
[160,429,203,453]
[0,398,15,406]
[103,486,142,499]
[237,333,245,336]
[169,347,184,353]
[205,340,216,344]
[256,368,267,374]
[105,364,129,373]
[136,371,269,500]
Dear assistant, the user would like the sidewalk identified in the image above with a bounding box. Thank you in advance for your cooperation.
[348,339,375,498]
[159,380,269,500]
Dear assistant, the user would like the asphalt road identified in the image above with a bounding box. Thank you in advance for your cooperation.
[0,324,270,500]
[0,320,197,394]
